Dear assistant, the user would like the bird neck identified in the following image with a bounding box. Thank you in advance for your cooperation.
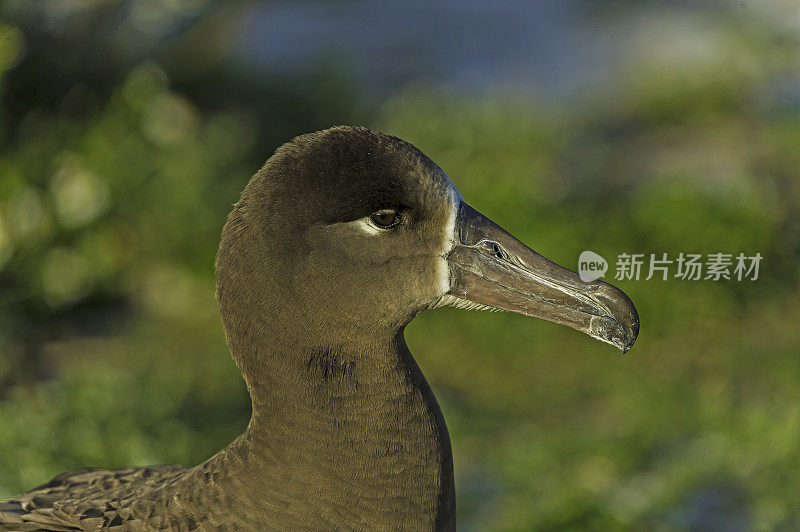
[188,330,456,529]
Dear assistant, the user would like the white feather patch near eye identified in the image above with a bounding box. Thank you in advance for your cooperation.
[355,218,382,235]
[434,179,462,298]
[434,294,503,312]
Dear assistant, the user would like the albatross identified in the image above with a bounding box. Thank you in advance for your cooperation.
[0,126,638,530]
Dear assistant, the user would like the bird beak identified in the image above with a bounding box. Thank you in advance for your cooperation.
[443,203,639,353]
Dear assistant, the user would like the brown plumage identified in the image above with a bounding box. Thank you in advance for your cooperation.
[1,126,638,531]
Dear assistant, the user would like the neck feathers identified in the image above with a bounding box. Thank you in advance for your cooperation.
[190,331,455,528]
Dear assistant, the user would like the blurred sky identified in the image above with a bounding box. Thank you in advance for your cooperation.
[238,0,800,102]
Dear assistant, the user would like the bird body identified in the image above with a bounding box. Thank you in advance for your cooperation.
[2,341,451,530]
[1,127,637,530]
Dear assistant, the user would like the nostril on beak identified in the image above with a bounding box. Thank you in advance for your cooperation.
[478,240,507,260]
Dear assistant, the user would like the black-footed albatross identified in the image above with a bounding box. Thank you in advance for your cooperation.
[0,126,638,531]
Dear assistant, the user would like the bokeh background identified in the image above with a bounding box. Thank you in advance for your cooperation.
[0,1,798,530]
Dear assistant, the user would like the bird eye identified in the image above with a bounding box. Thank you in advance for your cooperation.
[369,210,400,229]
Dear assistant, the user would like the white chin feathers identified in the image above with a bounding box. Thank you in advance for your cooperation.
[433,294,502,312]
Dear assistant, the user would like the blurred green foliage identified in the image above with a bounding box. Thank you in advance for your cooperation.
[1,2,799,531]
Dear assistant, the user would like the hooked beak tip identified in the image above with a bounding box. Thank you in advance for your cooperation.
[609,313,640,354]
[589,315,638,354]
[591,282,639,354]
[623,319,639,354]
[621,335,635,355]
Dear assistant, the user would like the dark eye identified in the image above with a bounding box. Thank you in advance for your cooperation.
[370,210,400,229]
